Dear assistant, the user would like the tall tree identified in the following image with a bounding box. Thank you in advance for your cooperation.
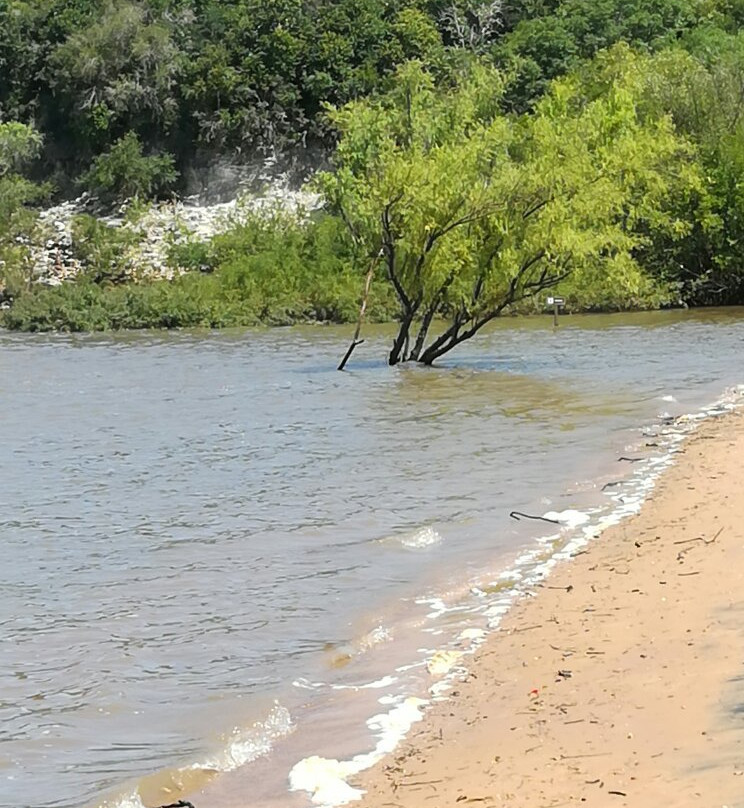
[49,1,183,161]
[320,58,695,365]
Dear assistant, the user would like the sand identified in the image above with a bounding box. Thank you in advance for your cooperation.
[352,411,744,808]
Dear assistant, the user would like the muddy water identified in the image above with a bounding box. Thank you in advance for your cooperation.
[2,309,744,808]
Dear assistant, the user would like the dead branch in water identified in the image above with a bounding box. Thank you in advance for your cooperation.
[338,250,381,371]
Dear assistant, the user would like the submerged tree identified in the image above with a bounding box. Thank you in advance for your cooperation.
[320,57,695,366]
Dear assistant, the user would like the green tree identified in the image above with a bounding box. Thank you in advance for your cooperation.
[320,59,694,365]
[495,0,713,110]
[625,33,744,303]
[49,1,183,158]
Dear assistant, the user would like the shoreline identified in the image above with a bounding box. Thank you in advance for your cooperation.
[7,327,744,808]
[350,409,744,807]
[5,305,744,337]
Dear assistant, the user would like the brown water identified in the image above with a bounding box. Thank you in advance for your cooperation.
[2,309,744,808]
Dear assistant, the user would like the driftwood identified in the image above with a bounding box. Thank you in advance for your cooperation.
[509,510,561,525]
[156,802,195,808]
[338,250,381,371]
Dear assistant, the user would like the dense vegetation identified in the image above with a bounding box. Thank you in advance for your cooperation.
[2,209,400,330]
[3,0,744,355]
[0,0,724,190]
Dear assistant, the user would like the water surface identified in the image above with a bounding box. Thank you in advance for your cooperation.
[2,309,744,808]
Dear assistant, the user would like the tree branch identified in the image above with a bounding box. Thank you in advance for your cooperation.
[338,248,382,371]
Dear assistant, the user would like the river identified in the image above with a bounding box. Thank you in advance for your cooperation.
[2,309,743,808]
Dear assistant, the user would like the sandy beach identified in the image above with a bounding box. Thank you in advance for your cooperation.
[353,411,744,808]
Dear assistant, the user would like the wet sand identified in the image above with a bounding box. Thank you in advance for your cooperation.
[354,411,744,807]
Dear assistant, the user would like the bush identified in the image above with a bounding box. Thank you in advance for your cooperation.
[167,239,215,273]
[2,211,400,331]
[0,122,51,302]
[208,209,397,324]
[70,214,141,284]
[79,132,178,204]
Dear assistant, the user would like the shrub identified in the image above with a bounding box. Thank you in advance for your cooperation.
[2,210,400,331]
[70,214,140,284]
[79,132,178,204]
[167,239,215,273]
[0,122,51,302]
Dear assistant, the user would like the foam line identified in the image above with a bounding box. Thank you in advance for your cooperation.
[286,384,744,808]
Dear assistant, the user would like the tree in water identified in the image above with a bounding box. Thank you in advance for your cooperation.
[319,56,696,365]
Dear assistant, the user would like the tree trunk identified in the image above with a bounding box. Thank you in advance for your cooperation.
[388,309,415,365]
[419,312,498,364]
[408,304,437,361]
[416,316,463,365]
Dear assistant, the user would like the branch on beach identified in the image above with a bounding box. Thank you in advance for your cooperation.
[673,526,724,546]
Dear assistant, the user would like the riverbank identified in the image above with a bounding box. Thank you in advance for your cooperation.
[0,206,404,332]
[353,410,744,807]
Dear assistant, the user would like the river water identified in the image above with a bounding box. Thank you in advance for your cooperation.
[2,309,744,808]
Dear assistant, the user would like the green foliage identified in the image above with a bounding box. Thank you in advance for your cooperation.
[0,122,49,300]
[167,239,214,273]
[2,211,399,331]
[49,1,183,151]
[0,0,730,198]
[70,214,141,283]
[0,122,43,176]
[608,34,744,304]
[1,0,452,185]
[320,57,695,363]
[495,0,714,110]
[7,0,744,333]
[80,132,178,203]
[0,123,45,216]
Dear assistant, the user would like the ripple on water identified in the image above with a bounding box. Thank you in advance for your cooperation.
[2,311,744,808]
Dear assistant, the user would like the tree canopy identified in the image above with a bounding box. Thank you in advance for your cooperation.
[0,122,49,301]
[320,55,697,363]
[0,0,724,192]
[5,0,744,337]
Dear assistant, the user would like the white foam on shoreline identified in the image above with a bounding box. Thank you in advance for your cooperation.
[93,702,294,808]
[288,696,426,806]
[542,509,591,528]
[202,701,294,772]
[293,675,399,692]
[426,649,464,676]
[286,384,744,808]
[98,790,146,808]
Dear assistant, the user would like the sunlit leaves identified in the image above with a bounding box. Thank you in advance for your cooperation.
[321,55,694,363]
